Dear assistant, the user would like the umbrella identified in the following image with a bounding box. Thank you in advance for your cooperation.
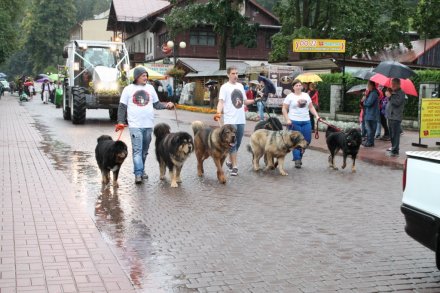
[205,79,218,86]
[257,75,276,93]
[129,67,167,81]
[370,73,418,96]
[347,84,367,94]
[249,80,259,85]
[49,73,62,81]
[35,73,50,80]
[373,61,415,79]
[352,69,375,80]
[0,73,7,78]
[295,73,322,83]
[36,78,49,83]
[24,81,34,86]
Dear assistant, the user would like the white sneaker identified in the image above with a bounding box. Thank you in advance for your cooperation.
[225,161,233,171]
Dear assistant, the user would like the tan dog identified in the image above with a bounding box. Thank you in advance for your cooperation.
[248,129,307,176]
[191,121,236,184]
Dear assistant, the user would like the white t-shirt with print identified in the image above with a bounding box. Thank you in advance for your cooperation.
[119,83,159,128]
[283,92,312,121]
[219,82,247,124]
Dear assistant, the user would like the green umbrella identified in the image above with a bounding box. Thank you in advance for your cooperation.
[49,73,63,81]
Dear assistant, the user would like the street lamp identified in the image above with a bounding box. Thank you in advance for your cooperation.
[167,40,186,102]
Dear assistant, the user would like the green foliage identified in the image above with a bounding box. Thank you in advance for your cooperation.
[270,0,412,62]
[254,0,277,11]
[413,0,440,38]
[75,0,110,22]
[165,0,258,70]
[25,0,77,73]
[0,0,22,64]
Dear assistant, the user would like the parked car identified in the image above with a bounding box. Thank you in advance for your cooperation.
[401,151,440,269]
[0,80,10,92]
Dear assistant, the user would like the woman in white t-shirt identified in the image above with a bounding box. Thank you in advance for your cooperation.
[282,79,320,168]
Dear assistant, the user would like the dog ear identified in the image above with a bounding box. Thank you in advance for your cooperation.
[291,133,302,145]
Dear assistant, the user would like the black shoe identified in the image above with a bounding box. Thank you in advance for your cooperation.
[135,176,143,184]
[142,173,148,179]
[295,160,301,169]
[362,143,374,147]
[225,161,233,172]
[386,151,399,157]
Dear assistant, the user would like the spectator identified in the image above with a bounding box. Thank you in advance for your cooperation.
[362,81,380,147]
[385,78,406,157]
[282,79,320,168]
[41,79,51,104]
[209,84,219,109]
[308,82,319,131]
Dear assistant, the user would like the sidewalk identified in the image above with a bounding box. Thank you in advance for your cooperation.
[0,94,136,293]
[163,108,440,170]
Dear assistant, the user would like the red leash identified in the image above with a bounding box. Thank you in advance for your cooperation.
[115,125,128,141]
[314,118,342,139]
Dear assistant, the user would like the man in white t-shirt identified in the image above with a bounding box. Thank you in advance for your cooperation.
[115,66,174,184]
[214,66,255,176]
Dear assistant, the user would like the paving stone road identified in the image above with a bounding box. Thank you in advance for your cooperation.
[10,95,440,292]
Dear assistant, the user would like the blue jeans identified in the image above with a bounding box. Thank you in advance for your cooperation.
[375,120,381,137]
[365,120,376,146]
[289,120,312,161]
[257,101,264,121]
[129,128,152,176]
[229,124,245,154]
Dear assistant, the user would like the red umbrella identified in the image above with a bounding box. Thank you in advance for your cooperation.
[370,73,418,96]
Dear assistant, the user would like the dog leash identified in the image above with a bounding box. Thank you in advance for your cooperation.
[314,118,342,139]
[115,125,128,141]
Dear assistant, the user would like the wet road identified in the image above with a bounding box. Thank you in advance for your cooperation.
[23,100,440,292]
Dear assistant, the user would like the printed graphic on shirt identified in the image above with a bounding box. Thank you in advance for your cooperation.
[297,98,308,108]
[132,90,150,107]
[231,89,244,109]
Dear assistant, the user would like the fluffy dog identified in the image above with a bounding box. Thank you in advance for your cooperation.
[254,117,283,131]
[248,129,307,176]
[326,127,362,172]
[153,123,194,187]
[95,135,128,187]
[191,121,236,184]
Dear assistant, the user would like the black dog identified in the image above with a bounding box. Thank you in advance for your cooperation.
[254,117,283,131]
[154,123,194,187]
[95,135,128,187]
[326,127,362,172]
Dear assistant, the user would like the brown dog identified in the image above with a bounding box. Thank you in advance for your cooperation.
[191,121,236,184]
[248,129,307,176]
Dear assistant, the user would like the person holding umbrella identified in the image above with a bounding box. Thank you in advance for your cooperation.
[385,78,406,157]
[361,81,380,147]
[255,74,276,121]
[282,79,320,168]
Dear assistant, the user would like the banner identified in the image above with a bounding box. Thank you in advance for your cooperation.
[419,98,440,138]
[293,39,346,53]
[143,63,173,75]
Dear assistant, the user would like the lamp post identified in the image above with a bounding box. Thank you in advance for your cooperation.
[167,40,186,102]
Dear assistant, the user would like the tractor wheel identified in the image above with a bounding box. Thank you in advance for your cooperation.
[62,84,71,120]
[71,87,86,124]
[109,109,118,121]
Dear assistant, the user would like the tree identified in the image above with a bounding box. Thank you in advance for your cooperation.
[24,0,77,72]
[75,0,110,22]
[165,0,258,70]
[0,0,23,64]
[270,0,412,62]
[413,0,439,39]
[255,0,277,11]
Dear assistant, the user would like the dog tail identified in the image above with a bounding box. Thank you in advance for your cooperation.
[191,121,204,135]
[153,123,171,143]
[97,135,113,143]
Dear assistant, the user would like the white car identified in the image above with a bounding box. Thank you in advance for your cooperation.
[0,80,10,91]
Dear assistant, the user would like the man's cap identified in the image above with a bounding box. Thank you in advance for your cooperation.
[133,66,148,84]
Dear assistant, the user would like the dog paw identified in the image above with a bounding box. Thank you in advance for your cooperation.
[332,167,339,170]
[170,182,178,188]
[280,171,288,176]
[112,181,119,188]
[341,164,347,169]
[352,168,357,173]
[176,178,182,183]
[160,176,165,180]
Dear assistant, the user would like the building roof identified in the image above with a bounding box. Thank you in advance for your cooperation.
[178,58,255,77]
[111,0,170,22]
[354,38,440,63]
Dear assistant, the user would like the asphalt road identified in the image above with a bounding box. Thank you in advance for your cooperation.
[22,99,440,293]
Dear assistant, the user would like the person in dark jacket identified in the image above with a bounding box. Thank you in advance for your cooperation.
[362,81,380,147]
[385,78,406,157]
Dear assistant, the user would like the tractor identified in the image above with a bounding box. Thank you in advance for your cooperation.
[62,40,130,124]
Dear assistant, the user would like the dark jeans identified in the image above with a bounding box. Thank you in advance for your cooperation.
[388,119,401,154]
[380,113,389,137]
[365,120,376,146]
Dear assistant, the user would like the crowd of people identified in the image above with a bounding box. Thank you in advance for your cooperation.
[360,78,406,157]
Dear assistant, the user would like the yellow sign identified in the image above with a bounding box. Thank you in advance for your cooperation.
[420,98,440,138]
[293,39,346,53]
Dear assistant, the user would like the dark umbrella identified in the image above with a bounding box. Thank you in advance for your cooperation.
[347,84,367,94]
[373,61,415,79]
[205,79,218,86]
[352,69,375,80]
[0,72,7,78]
[257,75,276,94]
